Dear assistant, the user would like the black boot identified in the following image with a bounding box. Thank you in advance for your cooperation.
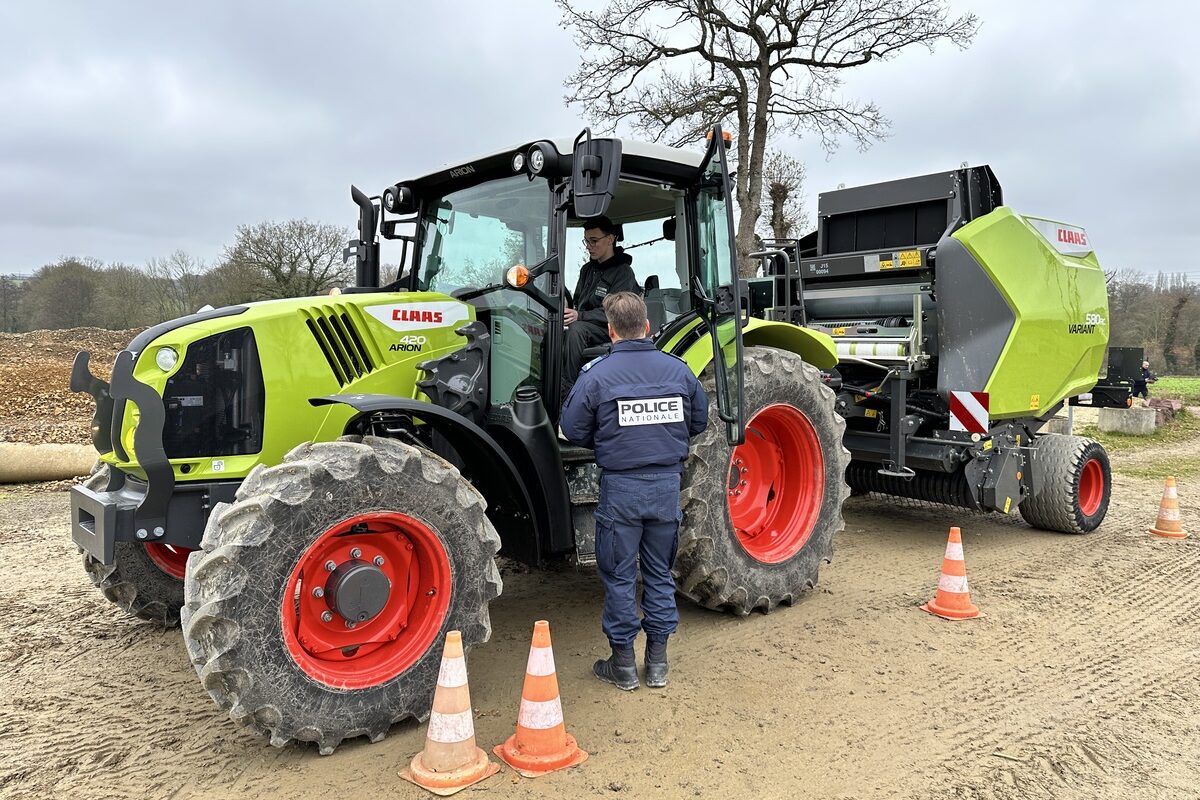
[645,637,669,688]
[593,644,639,691]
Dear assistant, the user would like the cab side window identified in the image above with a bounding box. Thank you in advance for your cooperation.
[563,213,690,333]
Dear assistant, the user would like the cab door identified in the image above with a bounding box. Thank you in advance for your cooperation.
[690,126,745,445]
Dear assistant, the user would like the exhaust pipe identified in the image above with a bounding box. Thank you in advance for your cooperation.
[349,185,380,289]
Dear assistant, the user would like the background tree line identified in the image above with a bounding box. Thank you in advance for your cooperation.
[1107,270,1200,374]
[3,212,1194,376]
[0,219,353,333]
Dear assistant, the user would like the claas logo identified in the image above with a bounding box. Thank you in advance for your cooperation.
[1057,228,1088,247]
[393,309,444,324]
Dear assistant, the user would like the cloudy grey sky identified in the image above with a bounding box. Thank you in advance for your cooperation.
[1,1,1195,277]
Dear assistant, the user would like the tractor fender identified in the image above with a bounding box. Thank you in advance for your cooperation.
[311,395,545,566]
[679,317,838,372]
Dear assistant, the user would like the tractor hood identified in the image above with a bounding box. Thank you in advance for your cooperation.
[78,292,475,483]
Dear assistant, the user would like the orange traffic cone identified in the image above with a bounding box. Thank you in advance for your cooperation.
[921,526,981,620]
[400,631,500,796]
[1149,476,1189,539]
[494,620,588,778]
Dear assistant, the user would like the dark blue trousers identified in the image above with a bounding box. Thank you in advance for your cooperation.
[595,472,681,648]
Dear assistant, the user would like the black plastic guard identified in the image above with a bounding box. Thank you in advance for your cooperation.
[70,351,115,455]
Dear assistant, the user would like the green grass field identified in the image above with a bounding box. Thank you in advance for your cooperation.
[1078,407,1200,480]
[1077,408,1200,454]
[1150,375,1200,403]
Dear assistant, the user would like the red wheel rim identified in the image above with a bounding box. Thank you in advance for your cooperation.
[281,512,452,690]
[144,543,192,580]
[1078,458,1104,517]
[727,404,825,564]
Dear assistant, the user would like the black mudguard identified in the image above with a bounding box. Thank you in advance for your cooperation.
[312,394,568,566]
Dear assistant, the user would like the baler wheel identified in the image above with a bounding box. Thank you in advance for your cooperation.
[79,466,189,627]
[675,347,850,615]
[181,436,502,755]
[1019,435,1111,534]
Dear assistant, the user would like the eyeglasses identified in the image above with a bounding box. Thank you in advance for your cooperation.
[582,235,612,246]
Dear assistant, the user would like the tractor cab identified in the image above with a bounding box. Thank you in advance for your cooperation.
[347,128,746,443]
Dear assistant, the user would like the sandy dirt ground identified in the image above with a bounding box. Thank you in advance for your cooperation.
[1,463,1197,800]
[1,329,1195,799]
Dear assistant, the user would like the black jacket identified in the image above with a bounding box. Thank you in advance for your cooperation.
[572,249,640,330]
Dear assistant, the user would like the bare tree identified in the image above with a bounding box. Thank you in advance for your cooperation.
[200,259,264,308]
[222,219,353,299]
[94,263,160,329]
[559,0,977,275]
[1157,272,1195,374]
[145,250,210,319]
[760,150,808,241]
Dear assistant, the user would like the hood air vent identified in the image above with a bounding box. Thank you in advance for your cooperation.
[302,307,376,386]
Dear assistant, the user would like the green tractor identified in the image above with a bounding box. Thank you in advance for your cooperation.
[69,127,850,754]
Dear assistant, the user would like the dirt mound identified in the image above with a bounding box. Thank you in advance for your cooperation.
[0,327,141,445]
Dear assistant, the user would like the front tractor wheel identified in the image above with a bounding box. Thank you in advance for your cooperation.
[676,347,850,615]
[1019,434,1111,534]
[181,437,502,755]
[79,466,192,627]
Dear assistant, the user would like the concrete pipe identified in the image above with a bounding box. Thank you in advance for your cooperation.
[0,443,97,483]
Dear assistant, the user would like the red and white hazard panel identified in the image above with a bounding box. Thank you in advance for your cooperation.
[949,391,989,434]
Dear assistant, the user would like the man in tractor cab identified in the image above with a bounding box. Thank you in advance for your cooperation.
[561,216,641,397]
[560,291,709,691]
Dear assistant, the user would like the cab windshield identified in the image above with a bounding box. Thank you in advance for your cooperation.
[416,175,551,294]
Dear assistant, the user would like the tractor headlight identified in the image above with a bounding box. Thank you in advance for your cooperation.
[511,152,526,172]
[155,347,178,372]
[528,148,545,174]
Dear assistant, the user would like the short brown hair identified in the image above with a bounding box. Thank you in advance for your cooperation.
[602,291,648,340]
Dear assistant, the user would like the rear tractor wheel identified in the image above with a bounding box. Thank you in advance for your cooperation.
[181,436,502,755]
[676,347,850,614]
[1019,434,1111,534]
[79,466,192,627]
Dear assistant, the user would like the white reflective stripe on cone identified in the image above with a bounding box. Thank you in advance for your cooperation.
[1159,507,1181,521]
[518,697,564,730]
[943,542,964,561]
[526,646,556,677]
[1165,486,1178,498]
[427,709,476,743]
[938,574,969,593]
[438,656,468,688]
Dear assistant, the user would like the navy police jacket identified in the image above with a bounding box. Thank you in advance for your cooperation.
[560,338,709,473]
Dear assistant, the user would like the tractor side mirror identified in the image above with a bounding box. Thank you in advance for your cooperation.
[570,128,622,218]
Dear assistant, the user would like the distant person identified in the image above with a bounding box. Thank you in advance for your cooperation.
[561,216,640,398]
[1133,360,1157,400]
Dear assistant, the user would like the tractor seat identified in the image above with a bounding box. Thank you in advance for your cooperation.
[578,270,668,362]
[643,274,668,332]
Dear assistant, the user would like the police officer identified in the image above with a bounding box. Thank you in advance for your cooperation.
[560,291,709,690]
